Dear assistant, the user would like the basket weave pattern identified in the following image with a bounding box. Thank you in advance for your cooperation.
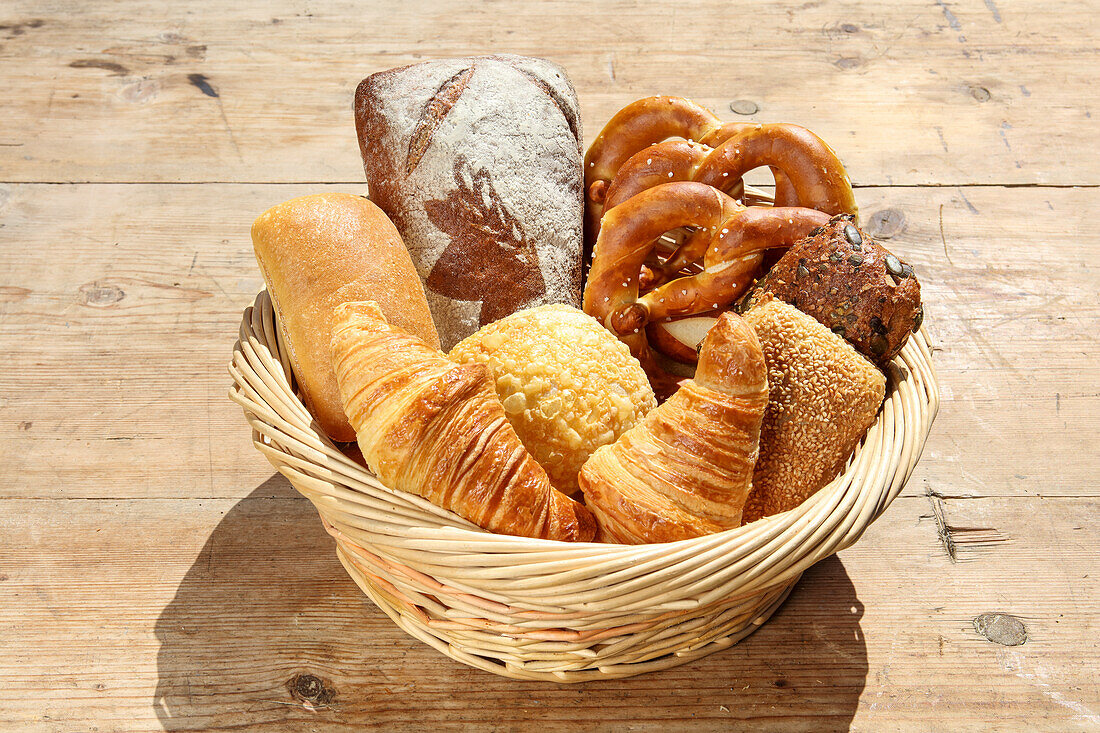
[229,290,938,682]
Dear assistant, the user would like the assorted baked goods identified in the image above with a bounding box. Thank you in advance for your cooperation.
[330,300,596,541]
[251,193,439,442]
[579,312,768,543]
[355,54,584,349]
[740,299,887,523]
[737,214,922,366]
[582,180,829,396]
[246,66,926,544]
[449,304,656,496]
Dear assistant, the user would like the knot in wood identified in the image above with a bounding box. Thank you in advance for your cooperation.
[729,100,759,116]
[866,208,906,239]
[79,281,125,307]
[973,613,1027,646]
[287,672,336,707]
[969,85,991,102]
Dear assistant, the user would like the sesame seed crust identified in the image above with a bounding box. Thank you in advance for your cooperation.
[449,304,657,495]
[741,299,886,523]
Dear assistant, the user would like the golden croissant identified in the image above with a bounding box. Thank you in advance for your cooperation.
[330,301,596,542]
[579,312,769,543]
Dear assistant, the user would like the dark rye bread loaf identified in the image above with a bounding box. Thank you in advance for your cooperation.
[355,55,584,349]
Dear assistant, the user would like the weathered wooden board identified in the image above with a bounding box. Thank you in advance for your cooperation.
[0,484,1096,731]
[0,0,1097,185]
[1,183,1095,500]
[3,0,1099,729]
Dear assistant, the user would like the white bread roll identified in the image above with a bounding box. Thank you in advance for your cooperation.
[252,193,439,442]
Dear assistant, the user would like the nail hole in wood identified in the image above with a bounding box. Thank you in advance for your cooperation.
[866,208,907,239]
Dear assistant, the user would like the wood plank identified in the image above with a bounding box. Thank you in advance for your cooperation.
[3,0,1097,730]
[0,485,1096,731]
[1,182,1096,499]
[0,0,1097,185]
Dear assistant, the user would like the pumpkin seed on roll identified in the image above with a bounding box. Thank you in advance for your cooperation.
[736,214,922,367]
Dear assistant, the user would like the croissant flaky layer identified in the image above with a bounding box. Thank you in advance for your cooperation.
[330,301,596,542]
[579,313,769,543]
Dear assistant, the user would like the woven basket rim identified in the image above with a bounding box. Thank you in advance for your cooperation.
[230,288,939,552]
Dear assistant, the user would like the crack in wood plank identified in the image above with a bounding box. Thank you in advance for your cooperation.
[925,488,1011,563]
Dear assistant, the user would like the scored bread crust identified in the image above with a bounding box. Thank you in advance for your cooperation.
[355,55,584,350]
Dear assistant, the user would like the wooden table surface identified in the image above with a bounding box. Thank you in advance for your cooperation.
[2,1,1098,730]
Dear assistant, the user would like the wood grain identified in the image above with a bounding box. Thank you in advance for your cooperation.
[2,0,1098,729]
[0,483,1096,731]
[0,0,1096,185]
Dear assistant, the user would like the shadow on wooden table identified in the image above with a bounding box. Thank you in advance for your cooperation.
[155,474,868,731]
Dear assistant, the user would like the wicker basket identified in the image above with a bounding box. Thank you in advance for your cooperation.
[228,288,938,682]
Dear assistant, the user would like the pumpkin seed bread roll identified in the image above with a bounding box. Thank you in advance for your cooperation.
[449,305,656,495]
[737,213,922,367]
[741,299,885,523]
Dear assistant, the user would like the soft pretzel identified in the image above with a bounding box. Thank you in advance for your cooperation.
[582,181,829,395]
[584,97,723,258]
[584,96,857,252]
[604,125,856,216]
